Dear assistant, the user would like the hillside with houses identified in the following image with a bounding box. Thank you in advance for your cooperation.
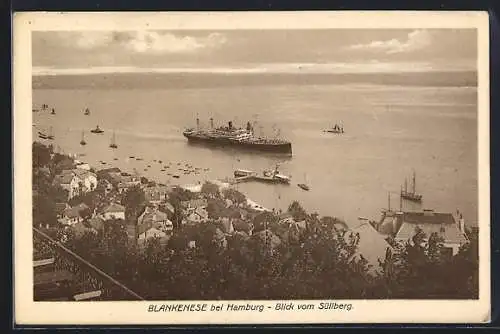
[32,142,479,300]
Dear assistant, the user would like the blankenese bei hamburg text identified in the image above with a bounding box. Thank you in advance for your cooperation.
[148,302,353,313]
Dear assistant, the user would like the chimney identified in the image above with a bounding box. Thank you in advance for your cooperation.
[196,118,200,129]
[228,121,233,129]
[458,217,466,234]
[210,117,214,129]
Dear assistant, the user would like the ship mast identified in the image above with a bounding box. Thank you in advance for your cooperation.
[412,170,416,194]
[404,178,408,193]
[388,192,391,211]
[399,185,403,211]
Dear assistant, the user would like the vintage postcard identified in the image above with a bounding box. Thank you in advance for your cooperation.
[14,11,490,325]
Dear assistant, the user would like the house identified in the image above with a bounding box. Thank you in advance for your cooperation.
[144,185,171,204]
[71,169,98,192]
[346,221,394,275]
[394,209,468,256]
[160,202,175,220]
[135,206,174,246]
[137,226,168,247]
[58,203,90,226]
[55,203,71,219]
[184,206,209,224]
[53,171,83,200]
[138,206,173,234]
[74,160,91,171]
[180,198,208,211]
[181,199,209,224]
[117,180,141,194]
[101,203,126,221]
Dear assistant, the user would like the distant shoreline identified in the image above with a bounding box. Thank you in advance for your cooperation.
[32,70,477,90]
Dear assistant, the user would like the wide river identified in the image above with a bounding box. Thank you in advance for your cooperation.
[32,81,478,227]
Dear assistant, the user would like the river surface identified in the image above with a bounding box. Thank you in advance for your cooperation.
[32,79,478,227]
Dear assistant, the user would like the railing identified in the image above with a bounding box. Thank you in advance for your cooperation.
[33,227,144,301]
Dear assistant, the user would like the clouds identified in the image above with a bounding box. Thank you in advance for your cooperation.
[49,31,227,54]
[348,30,432,54]
[32,29,476,73]
[117,31,227,54]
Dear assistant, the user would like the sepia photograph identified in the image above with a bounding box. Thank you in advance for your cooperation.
[14,12,490,324]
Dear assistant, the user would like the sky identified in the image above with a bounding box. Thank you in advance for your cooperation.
[32,29,477,75]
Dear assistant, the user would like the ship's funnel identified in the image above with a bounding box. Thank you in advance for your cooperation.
[228,121,233,129]
[246,121,252,131]
[196,118,200,129]
[210,118,214,129]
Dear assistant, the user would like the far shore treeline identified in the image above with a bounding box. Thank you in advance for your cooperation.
[32,141,479,300]
[32,70,477,90]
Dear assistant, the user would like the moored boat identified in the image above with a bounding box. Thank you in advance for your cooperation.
[80,131,86,146]
[401,171,423,202]
[324,123,344,134]
[298,183,310,191]
[109,131,118,149]
[90,125,104,134]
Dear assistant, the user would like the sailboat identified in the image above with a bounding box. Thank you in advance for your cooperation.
[46,127,54,140]
[109,132,118,149]
[84,108,90,116]
[80,131,87,146]
[324,121,344,134]
[297,173,310,191]
[401,171,423,202]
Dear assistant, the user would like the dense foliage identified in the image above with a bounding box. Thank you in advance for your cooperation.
[33,142,479,300]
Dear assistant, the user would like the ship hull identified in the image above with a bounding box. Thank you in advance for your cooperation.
[184,133,292,154]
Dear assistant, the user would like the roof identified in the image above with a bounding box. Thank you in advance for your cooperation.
[54,171,79,185]
[103,203,125,213]
[63,203,89,218]
[181,198,208,209]
[347,222,393,274]
[55,203,70,215]
[402,211,456,225]
[72,169,97,180]
[139,208,168,226]
[395,221,467,244]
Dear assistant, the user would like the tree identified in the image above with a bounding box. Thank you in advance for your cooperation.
[33,194,58,228]
[222,188,246,205]
[206,198,226,220]
[288,201,307,221]
[201,182,220,199]
[32,142,52,168]
[121,185,146,221]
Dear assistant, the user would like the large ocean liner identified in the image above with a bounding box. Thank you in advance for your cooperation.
[183,118,292,154]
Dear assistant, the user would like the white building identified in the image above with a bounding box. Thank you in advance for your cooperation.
[101,203,126,221]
